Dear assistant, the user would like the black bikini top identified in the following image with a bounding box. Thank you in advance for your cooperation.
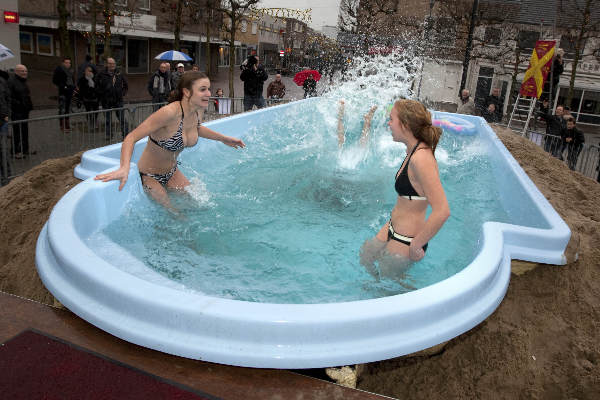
[395,141,427,201]
[149,101,201,152]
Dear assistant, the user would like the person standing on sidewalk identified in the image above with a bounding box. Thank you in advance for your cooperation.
[0,69,11,183]
[170,63,185,92]
[240,55,268,111]
[96,58,129,140]
[8,65,33,159]
[77,66,100,128]
[52,57,75,132]
[148,63,171,111]
[267,74,286,101]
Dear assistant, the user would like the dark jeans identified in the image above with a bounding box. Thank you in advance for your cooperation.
[567,144,582,171]
[243,96,266,111]
[152,94,168,111]
[103,104,128,139]
[83,100,99,127]
[11,112,29,155]
[1,122,11,184]
[58,92,73,130]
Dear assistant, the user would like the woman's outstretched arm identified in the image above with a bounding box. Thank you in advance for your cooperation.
[94,106,177,190]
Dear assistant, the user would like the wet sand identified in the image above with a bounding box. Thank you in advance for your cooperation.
[0,128,598,399]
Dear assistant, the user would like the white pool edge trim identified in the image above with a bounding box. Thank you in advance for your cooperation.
[38,103,570,368]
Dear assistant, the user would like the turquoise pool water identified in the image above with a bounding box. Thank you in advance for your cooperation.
[88,105,513,304]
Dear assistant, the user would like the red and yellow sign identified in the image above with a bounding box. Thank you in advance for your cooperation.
[520,40,556,98]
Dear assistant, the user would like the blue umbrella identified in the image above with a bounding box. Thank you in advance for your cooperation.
[154,50,192,61]
[0,43,15,61]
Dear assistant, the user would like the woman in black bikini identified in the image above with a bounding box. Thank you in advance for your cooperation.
[95,72,245,209]
[360,99,449,277]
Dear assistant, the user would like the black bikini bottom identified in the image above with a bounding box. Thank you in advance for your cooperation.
[387,220,429,252]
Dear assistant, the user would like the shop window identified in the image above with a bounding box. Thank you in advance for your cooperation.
[37,33,54,56]
[557,87,583,116]
[578,90,600,124]
[127,38,148,74]
[20,32,33,54]
[218,46,230,67]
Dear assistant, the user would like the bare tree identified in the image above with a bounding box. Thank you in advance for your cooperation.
[337,0,360,33]
[174,0,185,51]
[57,0,73,60]
[90,0,98,62]
[102,0,114,59]
[558,0,600,104]
[216,0,260,97]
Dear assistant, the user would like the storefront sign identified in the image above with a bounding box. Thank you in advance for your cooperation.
[114,13,156,31]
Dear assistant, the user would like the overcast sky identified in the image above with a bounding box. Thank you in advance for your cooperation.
[257,0,341,31]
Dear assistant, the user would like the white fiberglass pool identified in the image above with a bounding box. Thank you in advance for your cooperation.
[36,98,570,368]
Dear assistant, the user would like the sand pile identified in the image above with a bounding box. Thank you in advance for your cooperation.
[0,154,81,305]
[0,128,598,399]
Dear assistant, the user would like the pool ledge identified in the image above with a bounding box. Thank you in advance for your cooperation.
[38,102,570,368]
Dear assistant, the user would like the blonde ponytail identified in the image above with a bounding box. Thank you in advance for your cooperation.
[393,99,443,153]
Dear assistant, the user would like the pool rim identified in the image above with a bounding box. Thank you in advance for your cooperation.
[37,99,571,368]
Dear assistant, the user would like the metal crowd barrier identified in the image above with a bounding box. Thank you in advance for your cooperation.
[0,97,291,185]
[520,127,600,180]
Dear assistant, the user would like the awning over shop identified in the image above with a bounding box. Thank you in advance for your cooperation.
[18,16,237,44]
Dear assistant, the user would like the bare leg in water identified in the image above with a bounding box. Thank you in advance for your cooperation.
[337,100,345,148]
[337,100,377,148]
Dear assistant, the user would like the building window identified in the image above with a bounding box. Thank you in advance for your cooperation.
[252,22,257,34]
[241,20,247,33]
[517,30,539,52]
[37,33,54,56]
[20,32,33,54]
[484,27,501,46]
[138,0,150,10]
[115,0,127,6]
[560,35,585,61]
[126,38,148,74]
[578,90,600,125]
[218,46,230,67]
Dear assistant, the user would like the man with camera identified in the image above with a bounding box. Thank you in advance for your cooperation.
[240,55,268,112]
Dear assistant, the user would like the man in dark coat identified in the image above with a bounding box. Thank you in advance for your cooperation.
[562,117,585,170]
[52,57,75,131]
[303,74,317,98]
[148,62,171,110]
[267,74,286,99]
[8,65,33,158]
[0,69,11,183]
[96,57,129,139]
[540,104,566,157]
[485,87,503,123]
[240,55,268,111]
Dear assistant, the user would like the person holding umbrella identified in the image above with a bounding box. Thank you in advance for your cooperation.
[293,69,321,98]
[303,74,317,98]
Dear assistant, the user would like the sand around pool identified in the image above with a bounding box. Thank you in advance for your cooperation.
[1,128,599,399]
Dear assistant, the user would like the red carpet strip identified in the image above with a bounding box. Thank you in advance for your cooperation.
[0,329,221,400]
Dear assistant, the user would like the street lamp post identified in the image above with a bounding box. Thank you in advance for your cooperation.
[416,0,435,99]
